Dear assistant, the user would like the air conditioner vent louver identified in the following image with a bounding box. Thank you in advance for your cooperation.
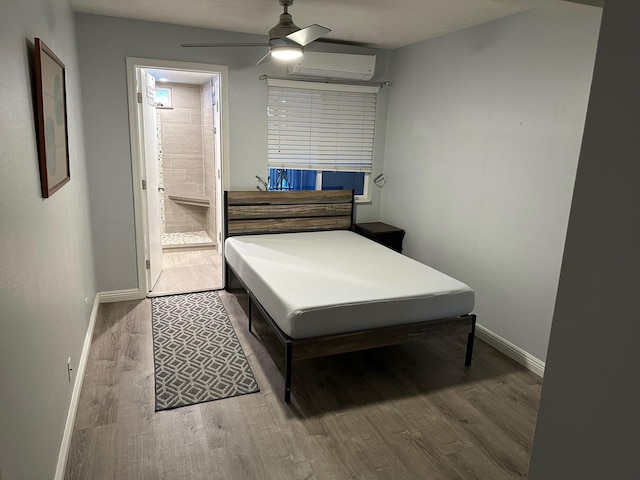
[288,52,376,80]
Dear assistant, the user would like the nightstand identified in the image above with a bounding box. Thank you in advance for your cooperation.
[353,222,405,253]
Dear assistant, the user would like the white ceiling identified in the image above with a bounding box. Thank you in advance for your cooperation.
[67,0,603,50]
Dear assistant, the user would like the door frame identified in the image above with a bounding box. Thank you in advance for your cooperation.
[125,57,231,296]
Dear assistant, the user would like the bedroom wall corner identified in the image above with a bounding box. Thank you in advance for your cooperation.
[354,49,392,223]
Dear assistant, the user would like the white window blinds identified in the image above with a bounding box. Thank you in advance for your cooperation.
[267,79,379,172]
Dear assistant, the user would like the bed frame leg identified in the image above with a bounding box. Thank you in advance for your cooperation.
[224,262,231,292]
[465,315,477,366]
[284,341,293,403]
[247,291,253,333]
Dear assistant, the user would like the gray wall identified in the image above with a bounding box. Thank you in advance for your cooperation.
[381,2,601,361]
[528,1,640,478]
[75,14,389,292]
[0,0,97,478]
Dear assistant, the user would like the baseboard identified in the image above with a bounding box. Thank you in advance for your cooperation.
[54,288,144,478]
[475,323,545,378]
[98,288,144,303]
[54,293,100,480]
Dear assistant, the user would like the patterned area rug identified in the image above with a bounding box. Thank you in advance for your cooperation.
[151,290,259,411]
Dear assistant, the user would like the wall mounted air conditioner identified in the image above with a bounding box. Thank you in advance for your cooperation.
[288,52,376,81]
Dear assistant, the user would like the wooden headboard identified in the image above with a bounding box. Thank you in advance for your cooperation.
[224,190,354,237]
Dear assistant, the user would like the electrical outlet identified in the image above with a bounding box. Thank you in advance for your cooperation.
[67,357,73,383]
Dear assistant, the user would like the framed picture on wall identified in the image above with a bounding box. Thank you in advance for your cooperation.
[34,38,70,198]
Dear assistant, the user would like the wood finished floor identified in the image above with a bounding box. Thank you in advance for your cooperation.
[148,248,223,297]
[65,291,542,479]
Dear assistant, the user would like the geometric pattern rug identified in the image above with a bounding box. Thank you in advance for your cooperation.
[151,290,259,411]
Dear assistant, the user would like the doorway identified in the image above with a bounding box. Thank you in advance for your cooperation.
[126,58,230,297]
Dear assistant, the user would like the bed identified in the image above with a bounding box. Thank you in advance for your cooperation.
[224,190,476,402]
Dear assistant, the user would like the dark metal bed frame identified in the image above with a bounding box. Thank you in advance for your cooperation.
[223,190,476,402]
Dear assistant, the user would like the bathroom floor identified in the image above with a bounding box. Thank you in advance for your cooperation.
[148,247,222,297]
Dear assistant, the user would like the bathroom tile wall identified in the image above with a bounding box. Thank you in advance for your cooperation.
[159,82,207,233]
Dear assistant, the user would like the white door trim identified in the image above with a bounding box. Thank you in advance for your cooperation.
[125,57,231,295]
[138,69,163,290]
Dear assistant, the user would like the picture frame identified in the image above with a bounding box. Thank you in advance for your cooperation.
[34,38,70,198]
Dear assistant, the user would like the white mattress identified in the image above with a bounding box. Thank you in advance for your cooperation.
[225,230,474,339]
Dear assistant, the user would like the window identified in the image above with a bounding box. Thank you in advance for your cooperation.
[267,79,379,201]
[155,86,172,108]
[267,169,366,195]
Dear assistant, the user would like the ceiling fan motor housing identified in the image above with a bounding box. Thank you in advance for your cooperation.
[270,0,300,40]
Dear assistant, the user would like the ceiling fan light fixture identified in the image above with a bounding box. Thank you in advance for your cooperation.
[181,0,332,65]
[270,45,303,60]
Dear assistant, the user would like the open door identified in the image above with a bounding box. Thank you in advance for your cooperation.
[138,69,163,291]
[127,58,229,297]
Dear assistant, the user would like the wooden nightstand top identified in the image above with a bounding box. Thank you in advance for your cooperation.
[353,222,404,235]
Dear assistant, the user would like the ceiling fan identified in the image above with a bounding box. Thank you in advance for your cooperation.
[181,0,333,64]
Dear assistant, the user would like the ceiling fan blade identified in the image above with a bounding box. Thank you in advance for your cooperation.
[256,51,272,66]
[285,24,331,46]
[181,42,269,48]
